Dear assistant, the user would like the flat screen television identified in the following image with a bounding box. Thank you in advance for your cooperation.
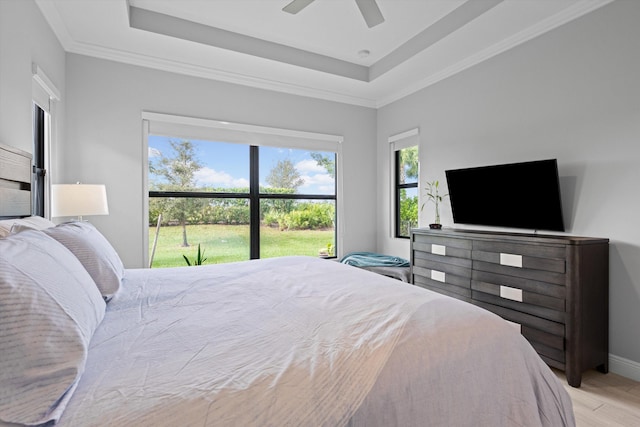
[445,159,565,232]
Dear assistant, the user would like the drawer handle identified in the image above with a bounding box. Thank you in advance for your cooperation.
[431,244,446,256]
[500,253,522,268]
[431,270,446,282]
[505,319,522,333]
[500,285,523,302]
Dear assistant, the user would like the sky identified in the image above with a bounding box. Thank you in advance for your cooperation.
[148,135,335,195]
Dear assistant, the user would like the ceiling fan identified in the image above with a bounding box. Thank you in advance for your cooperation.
[282,0,385,28]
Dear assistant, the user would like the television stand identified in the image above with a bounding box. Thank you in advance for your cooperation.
[410,227,609,387]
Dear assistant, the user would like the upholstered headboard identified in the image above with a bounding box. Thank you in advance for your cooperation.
[0,142,32,218]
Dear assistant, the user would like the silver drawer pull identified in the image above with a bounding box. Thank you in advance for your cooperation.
[431,244,446,256]
[500,253,522,268]
[431,270,446,282]
[505,320,522,333]
[500,285,523,302]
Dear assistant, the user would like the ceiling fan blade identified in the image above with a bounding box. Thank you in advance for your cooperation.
[282,0,315,14]
[354,0,385,28]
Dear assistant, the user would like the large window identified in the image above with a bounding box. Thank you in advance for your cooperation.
[390,129,419,238]
[145,115,340,268]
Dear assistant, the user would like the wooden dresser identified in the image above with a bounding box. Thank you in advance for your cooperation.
[410,228,609,387]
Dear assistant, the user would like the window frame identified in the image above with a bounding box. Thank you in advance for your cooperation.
[148,145,337,260]
[32,105,46,216]
[389,128,419,239]
[143,113,342,266]
[32,64,59,219]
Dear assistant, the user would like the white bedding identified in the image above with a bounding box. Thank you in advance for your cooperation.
[55,256,574,426]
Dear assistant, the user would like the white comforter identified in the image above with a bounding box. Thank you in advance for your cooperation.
[57,256,574,426]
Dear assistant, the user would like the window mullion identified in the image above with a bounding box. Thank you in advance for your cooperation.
[249,145,260,259]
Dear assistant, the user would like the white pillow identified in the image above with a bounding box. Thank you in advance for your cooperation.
[0,230,105,425]
[44,221,124,300]
[0,215,55,237]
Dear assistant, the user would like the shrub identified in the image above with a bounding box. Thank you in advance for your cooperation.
[282,203,334,230]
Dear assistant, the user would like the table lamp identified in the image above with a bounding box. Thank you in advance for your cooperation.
[51,182,109,221]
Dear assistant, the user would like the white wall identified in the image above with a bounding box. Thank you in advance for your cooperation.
[0,0,65,157]
[63,54,377,268]
[377,0,640,372]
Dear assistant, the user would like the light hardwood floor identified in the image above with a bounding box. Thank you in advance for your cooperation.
[554,369,640,426]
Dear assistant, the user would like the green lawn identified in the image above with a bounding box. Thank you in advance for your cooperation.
[149,224,334,268]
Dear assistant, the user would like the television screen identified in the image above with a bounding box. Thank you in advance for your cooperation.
[445,159,565,232]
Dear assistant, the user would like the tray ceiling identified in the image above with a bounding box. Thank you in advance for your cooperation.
[36,0,613,107]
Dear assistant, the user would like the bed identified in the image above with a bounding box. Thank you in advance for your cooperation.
[0,143,575,426]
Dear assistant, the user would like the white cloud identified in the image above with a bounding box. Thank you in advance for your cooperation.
[194,167,249,188]
[299,173,335,194]
[296,159,326,174]
[148,147,162,158]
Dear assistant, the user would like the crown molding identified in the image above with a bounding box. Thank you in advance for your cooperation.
[66,40,379,108]
[37,0,615,110]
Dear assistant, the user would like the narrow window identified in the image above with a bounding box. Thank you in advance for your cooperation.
[32,64,59,218]
[32,104,47,216]
[389,129,419,238]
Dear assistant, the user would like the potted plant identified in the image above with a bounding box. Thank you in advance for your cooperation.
[422,180,449,229]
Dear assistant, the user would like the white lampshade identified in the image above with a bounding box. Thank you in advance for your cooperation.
[51,183,109,218]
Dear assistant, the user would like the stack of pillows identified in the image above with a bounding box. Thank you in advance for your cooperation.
[0,217,124,425]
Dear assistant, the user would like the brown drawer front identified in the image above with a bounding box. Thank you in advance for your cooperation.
[473,300,565,337]
[473,260,565,286]
[472,290,565,323]
[471,280,565,312]
[471,278,565,312]
[413,233,472,251]
[412,242,471,260]
[413,275,472,298]
[413,250,472,269]
[522,324,564,351]
[473,249,565,274]
[473,270,565,299]
[473,240,566,260]
[413,257,471,279]
[530,341,566,364]
[412,264,471,288]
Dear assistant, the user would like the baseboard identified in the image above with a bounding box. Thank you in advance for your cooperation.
[609,354,640,382]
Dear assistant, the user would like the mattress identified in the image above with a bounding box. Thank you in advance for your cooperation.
[52,256,574,426]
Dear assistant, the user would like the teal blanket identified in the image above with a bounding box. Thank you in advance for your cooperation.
[339,252,410,268]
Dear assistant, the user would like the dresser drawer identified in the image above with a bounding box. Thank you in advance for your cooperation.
[412,233,472,259]
[413,257,471,281]
[473,270,565,299]
[413,249,471,269]
[502,319,565,363]
[473,240,566,260]
[472,281,565,312]
[473,249,565,273]
[473,299,565,337]
[530,341,565,365]
[473,260,566,286]
[413,274,471,298]
[472,289,565,323]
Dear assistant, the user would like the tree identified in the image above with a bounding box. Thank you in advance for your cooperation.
[266,159,304,190]
[398,146,418,184]
[265,159,304,216]
[310,152,335,176]
[150,140,204,247]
